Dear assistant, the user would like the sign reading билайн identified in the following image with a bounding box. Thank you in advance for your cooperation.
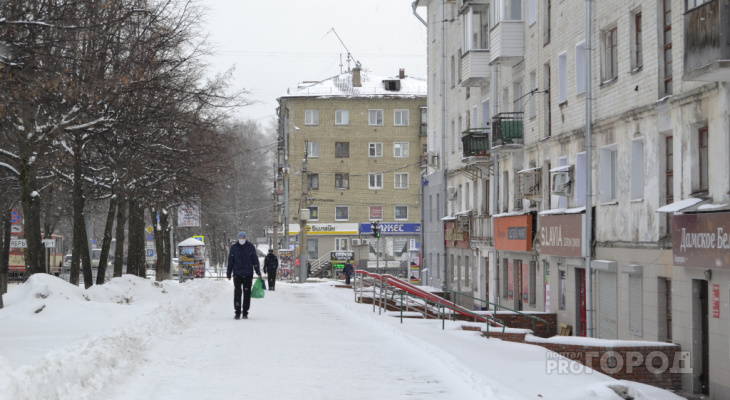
[538,214,585,257]
[672,212,730,269]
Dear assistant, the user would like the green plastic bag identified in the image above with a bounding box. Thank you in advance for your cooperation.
[251,277,265,299]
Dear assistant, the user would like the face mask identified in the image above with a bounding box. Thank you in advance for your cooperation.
[238,239,246,245]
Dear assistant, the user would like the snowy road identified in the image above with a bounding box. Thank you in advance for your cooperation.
[101,281,484,400]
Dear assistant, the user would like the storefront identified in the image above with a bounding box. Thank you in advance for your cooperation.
[494,213,537,312]
[360,222,421,273]
[538,211,587,336]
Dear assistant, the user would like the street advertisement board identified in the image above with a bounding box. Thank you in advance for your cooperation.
[278,250,295,281]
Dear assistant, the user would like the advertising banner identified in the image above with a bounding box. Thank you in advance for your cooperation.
[539,214,585,257]
[672,212,730,269]
[178,203,200,227]
[495,214,533,252]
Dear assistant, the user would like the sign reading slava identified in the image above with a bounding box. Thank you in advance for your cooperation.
[673,212,730,269]
[539,214,585,257]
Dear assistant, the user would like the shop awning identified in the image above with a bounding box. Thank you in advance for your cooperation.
[656,198,706,213]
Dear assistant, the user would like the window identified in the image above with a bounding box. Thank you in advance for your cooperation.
[369,173,383,189]
[305,110,319,125]
[628,273,643,336]
[544,0,551,45]
[451,120,456,153]
[307,142,319,158]
[631,11,643,70]
[529,262,536,305]
[575,41,586,94]
[308,206,319,221]
[529,73,537,118]
[394,109,409,126]
[335,206,349,221]
[394,142,409,158]
[394,173,409,189]
[604,27,618,81]
[368,110,383,126]
[463,4,490,51]
[465,256,470,286]
[528,0,537,25]
[631,138,644,200]
[600,145,618,202]
[559,269,566,310]
[335,110,349,125]
[395,205,408,220]
[687,0,709,10]
[661,0,672,96]
[335,173,349,190]
[369,142,383,157]
[558,52,567,103]
[308,174,319,190]
[450,55,456,88]
[502,259,509,299]
[369,205,383,220]
[665,136,674,234]
[513,82,523,112]
[335,142,349,158]
[698,127,708,191]
[575,152,586,207]
[335,238,349,251]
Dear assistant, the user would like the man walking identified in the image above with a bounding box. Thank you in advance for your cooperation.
[227,231,262,319]
[263,249,278,291]
[343,261,354,285]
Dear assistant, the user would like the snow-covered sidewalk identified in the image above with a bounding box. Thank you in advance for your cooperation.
[0,275,682,399]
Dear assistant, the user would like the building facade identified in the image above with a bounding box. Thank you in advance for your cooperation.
[415,0,730,397]
[277,67,427,277]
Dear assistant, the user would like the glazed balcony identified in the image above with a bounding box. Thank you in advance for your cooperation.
[683,0,730,81]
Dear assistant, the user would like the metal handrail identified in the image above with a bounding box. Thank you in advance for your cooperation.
[445,289,552,336]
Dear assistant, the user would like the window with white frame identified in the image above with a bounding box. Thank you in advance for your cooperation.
[369,109,383,126]
[528,0,537,25]
[600,144,618,202]
[308,174,319,190]
[558,52,567,103]
[335,173,349,190]
[305,110,319,125]
[394,173,409,189]
[394,109,409,126]
[687,0,709,10]
[631,138,644,200]
[335,110,349,125]
[394,142,409,158]
[369,173,383,189]
[451,120,456,153]
[463,4,490,51]
[369,142,383,157]
[307,142,319,158]
[557,156,568,209]
[529,73,537,118]
[335,206,349,221]
[603,26,618,81]
[631,9,643,70]
[395,205,408,220]
[575,152,586,207]
[513,82,523,112]
[576,41,586,94]
[628,272,643,336]
[308,206,319,221]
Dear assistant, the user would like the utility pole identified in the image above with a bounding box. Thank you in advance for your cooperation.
[298,145,309,283]
[272,183,279,253]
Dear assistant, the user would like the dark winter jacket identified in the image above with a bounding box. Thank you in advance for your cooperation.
[263,253,278,275]
[227,241,261,278]
[343,263,354,277]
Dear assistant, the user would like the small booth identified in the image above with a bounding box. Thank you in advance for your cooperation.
[178,237,206,281]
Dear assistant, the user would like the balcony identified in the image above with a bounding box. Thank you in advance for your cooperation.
[461,127,492,158]
[489,20,524,66]
[491,112,524,148]
[683,0,730,82]
[461,50,491,87]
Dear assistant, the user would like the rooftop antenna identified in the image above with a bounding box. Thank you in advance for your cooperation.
[325,28,359,72]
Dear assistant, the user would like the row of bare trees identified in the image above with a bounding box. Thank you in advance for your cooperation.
[0,0,274,304]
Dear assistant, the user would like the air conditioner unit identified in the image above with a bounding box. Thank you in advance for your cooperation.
[362,239,371,246]
[351,239,361,246]
[447,186,457,201]
[551,167,574,196]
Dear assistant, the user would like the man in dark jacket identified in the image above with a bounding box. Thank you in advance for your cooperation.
[227,231,261,319]
[343,262,354,285]
[263,249,278,291]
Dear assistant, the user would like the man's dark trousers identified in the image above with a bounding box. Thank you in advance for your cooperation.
[233,276,254,317]
[267,269,276,290]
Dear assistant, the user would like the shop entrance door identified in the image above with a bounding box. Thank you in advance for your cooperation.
[576,268,587,336]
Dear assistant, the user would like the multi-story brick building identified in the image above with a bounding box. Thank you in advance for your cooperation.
[415,0,730,396]
[276,66,427,277]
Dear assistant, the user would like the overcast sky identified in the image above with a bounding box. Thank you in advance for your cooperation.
[202,0,428,127]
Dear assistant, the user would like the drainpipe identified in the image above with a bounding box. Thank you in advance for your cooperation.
[412,1,427,27]
[492,64,500,306]
[441,0,448,292]
[585,0,594,338]
[421,168,427,284]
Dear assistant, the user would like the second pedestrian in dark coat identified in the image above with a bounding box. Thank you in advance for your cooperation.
[263,249,278,291]
[343,262,354,285]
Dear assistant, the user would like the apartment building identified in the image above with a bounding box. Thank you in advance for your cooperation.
[414,0,730,396]
[276,67,427,276]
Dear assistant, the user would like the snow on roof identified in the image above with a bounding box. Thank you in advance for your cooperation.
[281,69,427,98]
[455,209,472,216]
[517,167,541,174]
[177,237,205,247]
[493,210,531,218]
[549,165,571,172]
[538,206,586,216]
[697,203,730,211]
[656,197,705,213]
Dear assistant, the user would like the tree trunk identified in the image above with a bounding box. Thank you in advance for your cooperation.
[113,193,126,277]
[96,195,117,285]
[71,155,93,288]
[134,202,146,278]
[152,207,164,281]
[126,199,139,277]
[0,206,10,307]
[19,161,43,279]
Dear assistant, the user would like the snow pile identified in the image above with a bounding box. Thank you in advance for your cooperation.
[0,275,225,400]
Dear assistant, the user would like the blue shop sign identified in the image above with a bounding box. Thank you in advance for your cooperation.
[360,223,421,235]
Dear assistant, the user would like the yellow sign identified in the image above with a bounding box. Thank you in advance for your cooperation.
[193,235,204,243]
[146,225,153,234]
